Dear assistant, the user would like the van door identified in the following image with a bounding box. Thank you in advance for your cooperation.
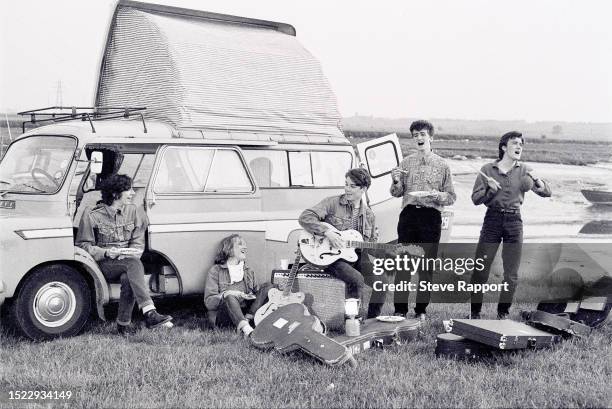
[356,133,403,243]
[144,145,263,296]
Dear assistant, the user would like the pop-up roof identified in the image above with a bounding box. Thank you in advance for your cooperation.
[95,0,345,142]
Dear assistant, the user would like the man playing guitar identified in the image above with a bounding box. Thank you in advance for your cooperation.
[298,168,390,319]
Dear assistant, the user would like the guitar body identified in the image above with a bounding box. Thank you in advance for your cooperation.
[299,226,362,266]
[253,287,306,326]
[250,303,353,366]
[299,222,424,266]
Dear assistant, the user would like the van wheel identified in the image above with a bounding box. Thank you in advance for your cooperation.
[13,265,91,340]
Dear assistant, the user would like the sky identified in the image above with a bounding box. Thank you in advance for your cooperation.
[1,0,611,123]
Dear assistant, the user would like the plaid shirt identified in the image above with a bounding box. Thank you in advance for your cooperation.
[390,152,456,212]
[76,203,146,261]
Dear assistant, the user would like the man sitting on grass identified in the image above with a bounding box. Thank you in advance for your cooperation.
[470,131,552,319]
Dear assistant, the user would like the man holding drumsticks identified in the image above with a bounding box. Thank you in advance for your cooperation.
[390,120,456,320]
[470,131,552,319]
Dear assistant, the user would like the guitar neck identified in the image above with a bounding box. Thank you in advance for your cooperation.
[346,240,397,251]
[282,252,303,296]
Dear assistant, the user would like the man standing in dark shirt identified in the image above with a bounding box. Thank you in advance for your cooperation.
[390,120,456,320]
[470,131,552,319]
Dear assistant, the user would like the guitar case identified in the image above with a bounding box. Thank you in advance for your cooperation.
[332,318,421,356]
[524,310,592,338]
[435,333,494,360]
[537,276,612,328]
[250,303,354,367]
[448,319,561,350]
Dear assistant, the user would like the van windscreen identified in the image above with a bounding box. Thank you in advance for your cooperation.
[0,136,76,194]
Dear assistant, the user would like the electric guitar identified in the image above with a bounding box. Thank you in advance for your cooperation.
[254,251,307,326]
[298,222,424,266]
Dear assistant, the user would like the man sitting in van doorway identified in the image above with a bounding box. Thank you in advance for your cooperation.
[299,168,389,318]
[76,174,173,335]
[390,120,456,321]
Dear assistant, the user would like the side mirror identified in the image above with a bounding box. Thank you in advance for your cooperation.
[90,151,103,174]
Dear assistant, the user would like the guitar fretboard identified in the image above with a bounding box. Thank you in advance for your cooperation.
[346,241,398,251]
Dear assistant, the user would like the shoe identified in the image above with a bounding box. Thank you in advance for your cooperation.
[144,310,173,329]
[497,312,509,320]
[414,313,427,321]
[117,323,137,336]
[467,313,481,319]
[237,320,254,339]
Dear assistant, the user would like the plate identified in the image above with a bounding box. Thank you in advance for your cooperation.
[376,315,406,323]
[117,248,142,255]
[408,190,434,198]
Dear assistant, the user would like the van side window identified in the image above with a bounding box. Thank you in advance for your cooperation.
[153,147,253,193]
[117,154,155,188]
[289,151,352,187]
[311,151,352,186]
[288,152,313,186]
[363,141,399,177]
[243,150,289,187]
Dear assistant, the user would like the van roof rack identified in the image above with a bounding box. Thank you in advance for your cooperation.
[17,106,148,134]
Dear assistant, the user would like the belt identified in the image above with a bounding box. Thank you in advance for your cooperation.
[489,207,520,214]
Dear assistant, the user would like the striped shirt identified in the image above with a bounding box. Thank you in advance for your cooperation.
[390,152,456,212]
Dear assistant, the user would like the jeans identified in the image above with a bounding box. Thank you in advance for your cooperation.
[327,252,389,318]
[470,208,523,316]
[394,205,442,315]
[216,282,275,327]
[99,257,153,326]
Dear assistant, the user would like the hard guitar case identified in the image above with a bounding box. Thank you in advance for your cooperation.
[332,318,421,356]
[537,276,612,328]
[435,333,494,360]
[448,319,561,350]
[524,310,592,338]
[250,303,354,366]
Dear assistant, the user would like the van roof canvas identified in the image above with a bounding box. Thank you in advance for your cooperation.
[95,0,346,144]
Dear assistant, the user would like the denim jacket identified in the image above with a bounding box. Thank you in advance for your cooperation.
[204,263,259,311]
[76,203,145,261]
[298,194,376,241]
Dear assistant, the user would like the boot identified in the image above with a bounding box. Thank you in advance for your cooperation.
[144,310,173,329]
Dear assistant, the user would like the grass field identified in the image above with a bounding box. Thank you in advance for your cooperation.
[1,299,610,408]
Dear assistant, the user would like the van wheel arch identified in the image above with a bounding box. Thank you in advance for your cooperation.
[11,264,92,340]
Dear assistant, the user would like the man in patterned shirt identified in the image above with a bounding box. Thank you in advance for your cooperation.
[299,168,389,319]
[390,120,456,320]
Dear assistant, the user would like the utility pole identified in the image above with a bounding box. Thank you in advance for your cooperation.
[56,80,63,107]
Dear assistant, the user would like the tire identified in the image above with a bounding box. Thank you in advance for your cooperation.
[12,265,91,340]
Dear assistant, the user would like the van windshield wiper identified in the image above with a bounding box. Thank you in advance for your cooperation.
[10,182,46,193]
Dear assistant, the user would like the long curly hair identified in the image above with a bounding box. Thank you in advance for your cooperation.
[214,234,242,265]
[99,174,132,206]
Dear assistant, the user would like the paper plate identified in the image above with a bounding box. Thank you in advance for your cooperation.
[408,191,433,198]
[376,315,406,323]
[118,248,142,255]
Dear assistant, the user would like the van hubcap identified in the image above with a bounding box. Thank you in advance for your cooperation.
[33,282,76,327]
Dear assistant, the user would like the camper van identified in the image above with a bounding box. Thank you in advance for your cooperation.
[0,0,452,340]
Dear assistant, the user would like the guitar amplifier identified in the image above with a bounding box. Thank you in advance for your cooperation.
[271,269,346,330]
